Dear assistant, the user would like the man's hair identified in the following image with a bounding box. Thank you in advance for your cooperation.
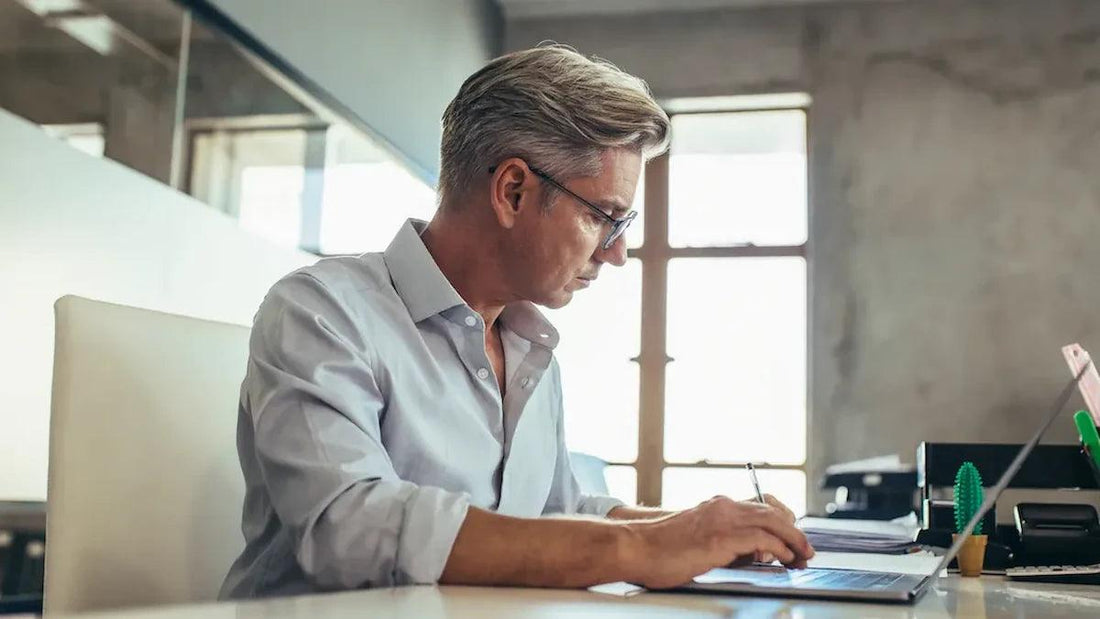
[438,44,670,207]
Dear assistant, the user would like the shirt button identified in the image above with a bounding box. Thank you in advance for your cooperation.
[464,315,477,327]
[477,368,490,380]
[521,377,532,389]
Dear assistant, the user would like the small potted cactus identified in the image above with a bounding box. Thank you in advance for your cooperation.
[953,461,987,576]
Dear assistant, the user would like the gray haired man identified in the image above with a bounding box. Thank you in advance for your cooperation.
[221,45,814,599]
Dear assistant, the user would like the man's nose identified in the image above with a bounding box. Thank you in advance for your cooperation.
[594,235,628,267]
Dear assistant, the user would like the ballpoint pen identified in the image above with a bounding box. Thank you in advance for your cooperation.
[746,462,765,504]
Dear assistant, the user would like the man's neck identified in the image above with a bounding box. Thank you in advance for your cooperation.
[421,210,511,328]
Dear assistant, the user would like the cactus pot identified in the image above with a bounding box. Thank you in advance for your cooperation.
[953,534,987,576]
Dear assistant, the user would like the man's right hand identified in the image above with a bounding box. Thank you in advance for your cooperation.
[620,495,815,590]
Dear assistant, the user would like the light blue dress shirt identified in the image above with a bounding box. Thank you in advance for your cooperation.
[220,220,623,599]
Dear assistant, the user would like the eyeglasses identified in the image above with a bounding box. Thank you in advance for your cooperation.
[488,164,637,250]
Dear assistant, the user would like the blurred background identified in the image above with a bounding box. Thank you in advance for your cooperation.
[2,0,1099,529]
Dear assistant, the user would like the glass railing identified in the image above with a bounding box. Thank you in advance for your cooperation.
[0,0,435,254]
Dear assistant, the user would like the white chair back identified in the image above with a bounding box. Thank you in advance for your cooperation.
[45,296,249,613]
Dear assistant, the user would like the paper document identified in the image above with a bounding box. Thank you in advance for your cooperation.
[798,514,920,554]
[808,551,944,576]
[587,581,646,597]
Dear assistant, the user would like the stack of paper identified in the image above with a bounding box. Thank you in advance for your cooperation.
[808,551,944,576]
[798,515,920,555]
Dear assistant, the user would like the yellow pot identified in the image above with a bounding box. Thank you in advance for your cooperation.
[954,533,988,577]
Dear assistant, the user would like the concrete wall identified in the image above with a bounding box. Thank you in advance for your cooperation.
[204,0,503,183]
[0,108,314,500]
[508,0,1100,510]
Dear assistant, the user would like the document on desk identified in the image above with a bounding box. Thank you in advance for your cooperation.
[587,581,646,597]
[798,514,921,554]
[808,551,945,576]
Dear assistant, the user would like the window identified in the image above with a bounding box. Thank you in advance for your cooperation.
[318,126,437,254]
[557,99,809,513]
[188,123,436,254]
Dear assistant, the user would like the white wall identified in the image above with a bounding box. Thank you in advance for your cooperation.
[0,108,315,500]
[204,0,502,183]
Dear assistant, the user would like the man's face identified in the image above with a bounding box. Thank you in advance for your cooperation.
[506,148,641,309]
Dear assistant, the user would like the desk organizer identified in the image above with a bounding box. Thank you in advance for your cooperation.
[917,442,1100,569]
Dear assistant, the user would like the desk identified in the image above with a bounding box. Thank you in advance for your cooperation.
[57,577,1100,618]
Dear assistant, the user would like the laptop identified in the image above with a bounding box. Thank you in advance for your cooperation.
[672,359,1094,604]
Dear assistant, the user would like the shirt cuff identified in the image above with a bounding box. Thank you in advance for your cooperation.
[576,494,626,517]
[397,485,471,585]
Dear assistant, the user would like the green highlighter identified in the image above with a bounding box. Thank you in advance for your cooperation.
[1074,410,1100,472]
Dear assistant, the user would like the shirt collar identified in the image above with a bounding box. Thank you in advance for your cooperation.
[501,302,559,350]
[383,219,465,323]
[381,219,560,350]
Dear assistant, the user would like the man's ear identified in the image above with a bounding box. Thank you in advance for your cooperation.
[488,158,538,229]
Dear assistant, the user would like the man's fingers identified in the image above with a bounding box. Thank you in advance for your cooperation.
[762,494,796,523]
[726,529,796,566]
[735,507,814,560]
[726,554,756,568]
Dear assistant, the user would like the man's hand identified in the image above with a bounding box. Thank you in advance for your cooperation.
[620,495,814,590]
[745,494,796,564]
[755,494,796,523]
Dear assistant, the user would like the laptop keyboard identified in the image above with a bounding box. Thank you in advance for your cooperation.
[746,569,908,590]
[790,570,907,590]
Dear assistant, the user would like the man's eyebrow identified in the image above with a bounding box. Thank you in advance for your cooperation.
[597,200,631,216]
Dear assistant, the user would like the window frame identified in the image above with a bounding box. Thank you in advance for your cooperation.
[614,101,811,508]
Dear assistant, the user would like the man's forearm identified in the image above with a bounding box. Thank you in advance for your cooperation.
[606,505,674,521]
[440,506,641,588]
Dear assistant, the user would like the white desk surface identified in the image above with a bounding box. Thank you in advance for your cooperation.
[59,576,1100,619]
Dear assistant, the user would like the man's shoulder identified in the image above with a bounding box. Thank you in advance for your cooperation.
[289,252,389,295]
[261,252,403,324]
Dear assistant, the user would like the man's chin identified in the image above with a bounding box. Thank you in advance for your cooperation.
[540,290,574,310]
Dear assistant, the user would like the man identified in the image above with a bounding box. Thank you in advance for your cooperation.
[221,45,814,599]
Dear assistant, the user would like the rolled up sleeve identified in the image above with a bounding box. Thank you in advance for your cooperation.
[247,273,469,589]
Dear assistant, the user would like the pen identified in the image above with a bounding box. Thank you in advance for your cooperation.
[746,462,765,504]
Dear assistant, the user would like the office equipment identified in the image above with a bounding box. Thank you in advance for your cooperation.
[822,455,918,520]
[1006,563,1100,585]
[0,501,45,615]
[916,442,1100,571]
[673,362,1091,603]
[919,443,1100,495]
[46,296,250,614]
[1013,503,1100,567]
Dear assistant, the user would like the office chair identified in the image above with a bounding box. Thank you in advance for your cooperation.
[45,296,249,613]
